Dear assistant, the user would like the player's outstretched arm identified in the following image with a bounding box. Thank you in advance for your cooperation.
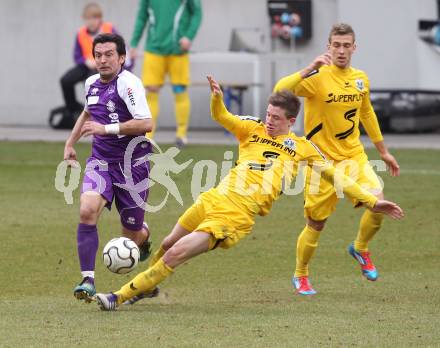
[207,75,223,97]
[320,165,404,220]
[207,75,256,139]
[371,199,404,219]
[207,75,237,126]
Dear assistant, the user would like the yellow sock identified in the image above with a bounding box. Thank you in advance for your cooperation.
[115,258,173,304]
[354,210,384,252]
[146,92,159,139]
[174,91,190,139]
[295,225,321,277]
[148,246,165,268]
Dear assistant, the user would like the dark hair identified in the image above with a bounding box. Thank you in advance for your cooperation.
[92,33,126,58]
[328,23,355,42]
[268,90,301,119]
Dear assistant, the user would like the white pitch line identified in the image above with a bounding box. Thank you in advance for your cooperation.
[400,169,440,175]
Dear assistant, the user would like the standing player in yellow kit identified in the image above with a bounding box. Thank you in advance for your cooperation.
[95,75,404,311]
[274,23,400,295]
[129,0,202,148]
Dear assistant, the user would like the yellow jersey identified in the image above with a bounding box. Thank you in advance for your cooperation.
[274,66,383,161]
[210,94,377,216]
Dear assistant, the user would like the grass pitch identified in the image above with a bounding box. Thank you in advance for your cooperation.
[0,141,439,347]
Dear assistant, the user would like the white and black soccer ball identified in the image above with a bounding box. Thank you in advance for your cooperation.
[102,237,140,274]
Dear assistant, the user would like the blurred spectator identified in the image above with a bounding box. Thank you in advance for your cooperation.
[60,3,115,118]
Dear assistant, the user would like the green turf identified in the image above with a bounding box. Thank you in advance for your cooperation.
[0,141,439,347]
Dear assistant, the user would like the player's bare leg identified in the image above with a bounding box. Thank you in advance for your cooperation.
[122,225,148,246]
[74,192,107,302]
[79,192,107,225]
[162,223,192,252]
[145,222,192,268]
[161,230,211,268]
[123,223,191,305]
[122,223,151,262]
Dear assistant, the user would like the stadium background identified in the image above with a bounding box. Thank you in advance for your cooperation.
[1,1,440,346]
[1,0,439,131]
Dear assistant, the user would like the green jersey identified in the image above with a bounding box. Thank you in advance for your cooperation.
[130,0,202,55]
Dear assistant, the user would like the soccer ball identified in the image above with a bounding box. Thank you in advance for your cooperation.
[102,237,140,274]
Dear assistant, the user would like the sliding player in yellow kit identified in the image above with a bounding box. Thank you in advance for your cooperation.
[95,75,403,310]
[274,23,401,295]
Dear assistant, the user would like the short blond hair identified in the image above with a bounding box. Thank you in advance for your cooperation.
[83,3,103,18]
[328,23,355,42]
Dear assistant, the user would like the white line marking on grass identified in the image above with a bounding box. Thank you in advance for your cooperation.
[400,169,440,175]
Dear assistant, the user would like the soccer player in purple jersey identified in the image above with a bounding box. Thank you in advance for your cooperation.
[63,33,154,302]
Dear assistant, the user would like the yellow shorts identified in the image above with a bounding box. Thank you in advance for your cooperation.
[178,189,255,250]
[141,52,190,87]
[304,152,383,221]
